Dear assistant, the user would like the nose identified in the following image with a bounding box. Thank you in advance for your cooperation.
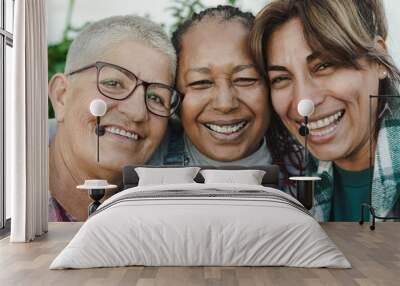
[116,85,149,122]
[293,76,326,113]
[211,82,240,113]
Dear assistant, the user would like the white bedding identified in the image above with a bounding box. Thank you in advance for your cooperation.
[50,183,351,269]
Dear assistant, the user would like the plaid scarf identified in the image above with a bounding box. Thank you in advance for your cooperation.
[309,101,400,221]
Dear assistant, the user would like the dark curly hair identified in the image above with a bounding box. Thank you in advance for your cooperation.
[172,5,255,60]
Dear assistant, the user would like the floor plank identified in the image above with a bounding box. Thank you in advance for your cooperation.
[0,222,399,286]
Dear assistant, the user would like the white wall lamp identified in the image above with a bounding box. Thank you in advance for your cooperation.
[290,99,321,210]
[89,99,107,162]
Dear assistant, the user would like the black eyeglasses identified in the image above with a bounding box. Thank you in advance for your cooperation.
[67,61,181,117]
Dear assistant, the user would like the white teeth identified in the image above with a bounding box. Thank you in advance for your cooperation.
[205,121,247,134]
[310,125,337,136]
[105,127,139,140]
[308,110,343,130]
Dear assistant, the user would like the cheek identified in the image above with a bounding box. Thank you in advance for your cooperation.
[65,102,93,131]
[148,118,168,142]
[245,91,269,122]
[66,88,96,122]
[180,93,207,124]
[271,91,291,118]
[332,78,362,102]
[325,68,379,103]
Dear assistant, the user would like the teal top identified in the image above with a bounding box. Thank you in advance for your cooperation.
[331,165,371,222]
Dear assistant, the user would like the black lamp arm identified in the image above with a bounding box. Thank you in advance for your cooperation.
[94,117,106,162]
[304,116,309,176]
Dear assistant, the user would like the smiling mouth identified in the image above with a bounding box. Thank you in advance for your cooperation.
[305,110,345,136]
[204,121,248,134]
[104,126,140,140]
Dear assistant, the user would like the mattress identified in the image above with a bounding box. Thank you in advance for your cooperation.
[50,183,351,269]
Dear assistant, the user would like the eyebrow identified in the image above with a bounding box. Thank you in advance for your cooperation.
[267,65,288,72]
[306,51,321,63]
[267,52,322,72]
[232,64,257,74]
[185,64,257,76]
[185,67,211,75]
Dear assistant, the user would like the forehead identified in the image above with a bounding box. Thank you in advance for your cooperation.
[267,18,312,65]
[180,20,252,69]
[97,40,173,84]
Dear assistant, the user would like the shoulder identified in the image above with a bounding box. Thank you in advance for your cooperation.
[147,118,185,165]
[163,118,185,165]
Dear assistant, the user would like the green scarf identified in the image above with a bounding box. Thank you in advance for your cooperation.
[308,101,400,221]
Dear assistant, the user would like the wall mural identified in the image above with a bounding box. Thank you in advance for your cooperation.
[47,0,400,223]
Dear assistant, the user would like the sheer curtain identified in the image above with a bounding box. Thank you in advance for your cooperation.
[7,0,48,242]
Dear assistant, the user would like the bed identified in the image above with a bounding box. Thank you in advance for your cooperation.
[50,165,350,269]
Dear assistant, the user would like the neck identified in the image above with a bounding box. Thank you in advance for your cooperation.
[334,139,375,171]
[184,135,270,166]
[49,129,119,221]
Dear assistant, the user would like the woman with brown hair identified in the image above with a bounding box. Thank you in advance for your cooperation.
[250,0,400,221]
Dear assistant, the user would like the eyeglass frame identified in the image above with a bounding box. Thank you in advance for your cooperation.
[66,61,181,118]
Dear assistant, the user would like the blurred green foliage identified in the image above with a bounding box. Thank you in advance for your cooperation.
[167,0,206,34]
[48,38,72,118]
[48,0,238,118]
[47,0,82,118]
[167,0,238,33]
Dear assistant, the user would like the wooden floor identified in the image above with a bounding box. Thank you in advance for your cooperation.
[0,222,399,286]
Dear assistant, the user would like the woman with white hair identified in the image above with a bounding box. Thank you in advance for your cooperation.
[48,15,181,221]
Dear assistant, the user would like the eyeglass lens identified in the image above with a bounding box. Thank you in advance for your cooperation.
[98,65,178,116]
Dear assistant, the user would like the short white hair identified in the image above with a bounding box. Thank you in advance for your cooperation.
[65,15,176,79]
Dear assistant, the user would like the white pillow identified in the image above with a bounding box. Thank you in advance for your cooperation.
[135,167,201,186]
[200,169,266,185]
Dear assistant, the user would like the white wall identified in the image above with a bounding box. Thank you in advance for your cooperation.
[383,0,400,68]
[47,0,269,43]
[47,0,400,67]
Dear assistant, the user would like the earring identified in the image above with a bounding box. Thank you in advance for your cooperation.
[379,70,388,80]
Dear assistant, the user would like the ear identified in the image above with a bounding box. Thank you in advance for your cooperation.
[374,36,388,53]
[374,36,389,79]
[48,73,70,123]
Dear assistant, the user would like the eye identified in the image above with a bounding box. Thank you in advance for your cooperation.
[188,80,213,90]
[314,62,334,72]
[232,77,258,87]
[146,92,164,105]
[99,79,123,89]
[270,76,290,87]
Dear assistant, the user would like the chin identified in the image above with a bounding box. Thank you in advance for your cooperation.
[309,147,343,162]
[206,148,245,162]
[100,155,131,168]
[95,162,121,173]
